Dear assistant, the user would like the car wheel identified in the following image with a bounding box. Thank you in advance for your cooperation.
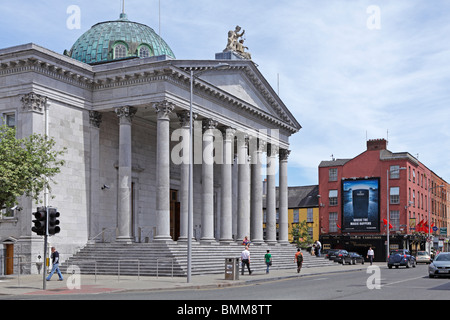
[429,274,435,278]
[388,265,392,269]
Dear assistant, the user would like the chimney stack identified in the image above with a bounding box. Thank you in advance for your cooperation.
[367,139,387,151]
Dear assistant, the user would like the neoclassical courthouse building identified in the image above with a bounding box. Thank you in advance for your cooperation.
[0,11,300,272]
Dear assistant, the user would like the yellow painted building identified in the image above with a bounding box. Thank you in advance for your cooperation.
[264,185,320,243]
[288,206,320,243]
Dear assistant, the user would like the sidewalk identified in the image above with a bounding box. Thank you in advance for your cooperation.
[0,262,381,297]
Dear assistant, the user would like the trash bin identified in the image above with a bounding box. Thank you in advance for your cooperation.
[225,258,239,280]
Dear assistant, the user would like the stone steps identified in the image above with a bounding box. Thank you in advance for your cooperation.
[60,242,335,277]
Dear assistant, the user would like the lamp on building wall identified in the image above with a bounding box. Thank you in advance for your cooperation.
[386,167,406,261]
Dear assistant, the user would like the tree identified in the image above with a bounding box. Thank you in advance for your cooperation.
[290,220,313,249]
[0,123,66,210]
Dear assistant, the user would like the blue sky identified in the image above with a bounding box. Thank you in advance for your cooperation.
[1,0,449,186]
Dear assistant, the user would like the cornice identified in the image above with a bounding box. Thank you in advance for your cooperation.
[0,45,300,134]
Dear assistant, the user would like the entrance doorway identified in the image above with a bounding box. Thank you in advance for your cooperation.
[5,244,13,275]
[170,189,180,241]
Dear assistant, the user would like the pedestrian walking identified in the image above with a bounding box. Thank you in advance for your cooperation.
[295,248,303,273]
[264,250,272,274]
[46,247,63,281]
[241,246,252,275]
[367,247,374,265]
[315,240,322,257]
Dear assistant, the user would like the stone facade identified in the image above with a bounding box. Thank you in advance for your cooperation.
[0,43,301,274]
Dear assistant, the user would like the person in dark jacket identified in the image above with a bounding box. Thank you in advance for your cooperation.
[46,247,63,281]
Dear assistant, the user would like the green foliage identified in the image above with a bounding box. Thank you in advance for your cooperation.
[290,220,313,249]
[0,123,66,210]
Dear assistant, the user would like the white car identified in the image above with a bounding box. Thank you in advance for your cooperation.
[416,251,431,264]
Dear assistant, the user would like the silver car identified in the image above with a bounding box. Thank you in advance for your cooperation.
[416,251,431,264]
[428,252,450,278]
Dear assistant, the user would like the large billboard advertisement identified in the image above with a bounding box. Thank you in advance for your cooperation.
[342,178,380,232]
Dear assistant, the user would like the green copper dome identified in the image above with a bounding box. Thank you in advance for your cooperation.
[68,13,175,64]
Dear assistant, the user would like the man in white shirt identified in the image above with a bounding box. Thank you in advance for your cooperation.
[367,247,374,265]
[241,246,252,275]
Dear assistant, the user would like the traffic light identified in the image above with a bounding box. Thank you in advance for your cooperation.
[47,208,60,236]
[32,207,47,236]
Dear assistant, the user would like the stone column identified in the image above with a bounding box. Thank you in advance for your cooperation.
[89,111,102,239]
[153,101,174,241]
[201,119,218,243]
[237,132,250,242]
[176,111,197,242]
[115,106,137,243]
[220,127,235,244]
[278,149,291,245]
[265,143,278,245]
[250,139,265,244]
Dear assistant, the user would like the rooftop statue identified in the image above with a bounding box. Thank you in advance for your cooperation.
[224,25,251,60]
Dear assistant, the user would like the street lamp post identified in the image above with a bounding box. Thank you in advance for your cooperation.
[427,184,444,255]
[386,167,406,261]
[187,64,230,283]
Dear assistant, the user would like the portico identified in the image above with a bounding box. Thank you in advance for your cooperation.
[0,12,301,272]
[108,94,295,245]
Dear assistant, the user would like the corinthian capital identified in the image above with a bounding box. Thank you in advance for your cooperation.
[115,106,137,123]
[279,149,291,161]
[21,92,47,114]
[153,100,174,120]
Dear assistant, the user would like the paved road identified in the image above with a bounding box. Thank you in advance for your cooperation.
[9,263,449,300]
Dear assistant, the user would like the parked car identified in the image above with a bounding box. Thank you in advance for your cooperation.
[388,249,416,269]
[325,249,340,260]
[333,250,349,264]
[416,251,431,264]
[428,252,450,278]
[343,252,365,265]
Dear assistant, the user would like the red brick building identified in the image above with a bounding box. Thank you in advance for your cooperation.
[318,139,448,261]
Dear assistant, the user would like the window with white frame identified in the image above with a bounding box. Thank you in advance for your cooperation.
[329,189,338,206]
[390,187,400,204]
[390,210,400,231]
[114,43,128,59]
[390,165,400,179]
[329,212,338,232]
[293,209,299,223]
[307,208,313,223]
[329,168,338,181]
[138,45,151,58]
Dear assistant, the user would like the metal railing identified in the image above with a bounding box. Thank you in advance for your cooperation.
[156,258,174,278]
[118,259,140,281]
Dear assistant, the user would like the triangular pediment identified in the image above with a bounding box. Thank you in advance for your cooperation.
[174,61,301,134]
[202,71,273,114]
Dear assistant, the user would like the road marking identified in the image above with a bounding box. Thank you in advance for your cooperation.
[380,276,424,288]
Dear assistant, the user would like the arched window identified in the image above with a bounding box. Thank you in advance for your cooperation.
[138,45,152,58]
[114,43,128,59]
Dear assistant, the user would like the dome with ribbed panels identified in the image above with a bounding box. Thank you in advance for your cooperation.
[68,13,175,64]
